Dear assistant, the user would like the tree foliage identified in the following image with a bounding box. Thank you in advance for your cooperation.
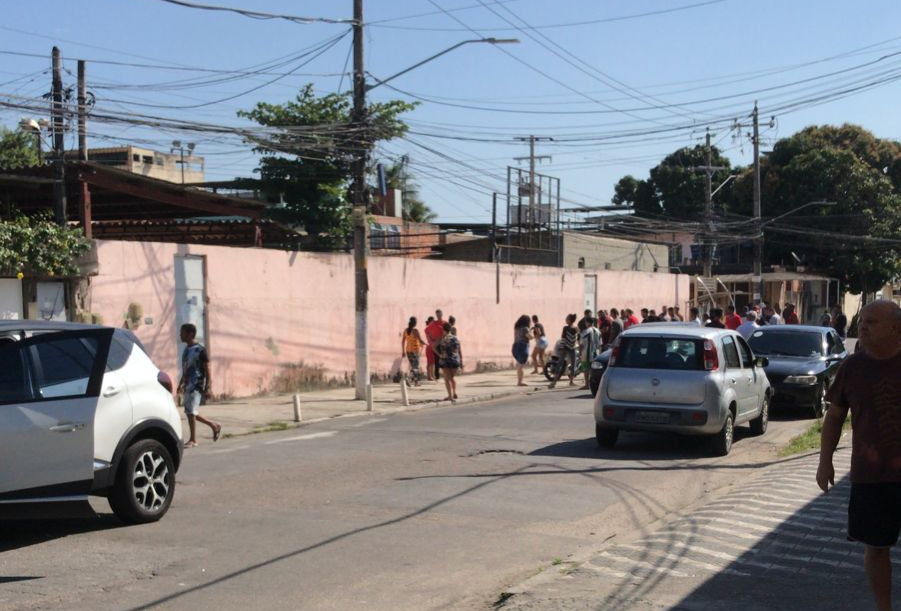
[0,211,91,276]
[238,85,416,249]
[383,161,436,223]
[0,127,40,169]
[742,124,901,294]
[610,145,735,220]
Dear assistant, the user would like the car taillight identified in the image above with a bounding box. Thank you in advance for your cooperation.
[610,338,621,366]
[703,339,719,371]
[157,371,174,393]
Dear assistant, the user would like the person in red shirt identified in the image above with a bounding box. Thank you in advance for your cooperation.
[623,308,640,329]
[818,301,901,611]
[724,305,742,330]
[424,310,445,381]
[784,303,801,324]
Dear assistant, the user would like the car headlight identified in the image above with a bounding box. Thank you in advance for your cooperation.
[590,361,606,370]
[783,375,817,385]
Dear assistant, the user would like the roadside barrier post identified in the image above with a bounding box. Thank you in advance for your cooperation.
[292,394,302,422]
[366,383,373,412]
[400,378,409,406]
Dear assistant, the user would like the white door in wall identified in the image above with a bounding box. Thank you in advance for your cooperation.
[174,255,207,370]
[0,279,23,319]
[36,281,67,321]
[583,275,597,314]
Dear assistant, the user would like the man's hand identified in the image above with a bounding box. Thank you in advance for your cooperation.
[816,459,835,492]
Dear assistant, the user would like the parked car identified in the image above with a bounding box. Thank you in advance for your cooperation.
[746,325,848,418]
[0,321,183,523]
[588,348,612,397]
[594,325,770,456]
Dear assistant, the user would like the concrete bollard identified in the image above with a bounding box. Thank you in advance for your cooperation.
[400,377,409,407]
[366,383,373,412]
[292,394,302,422]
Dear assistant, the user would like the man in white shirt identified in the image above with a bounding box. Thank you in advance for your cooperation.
[765,306,782,325]
[737,311,760,339]
[689,307,703,326]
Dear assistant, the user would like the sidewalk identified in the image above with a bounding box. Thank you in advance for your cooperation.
[497,447,898,611]
[190,368,571,441]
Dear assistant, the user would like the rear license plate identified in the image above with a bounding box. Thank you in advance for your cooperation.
[635,411,670,424]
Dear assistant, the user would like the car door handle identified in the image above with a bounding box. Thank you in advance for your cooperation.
[50,422,86,433]
[102,386,120,398]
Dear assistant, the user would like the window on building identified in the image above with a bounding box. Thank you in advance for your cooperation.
[142,155,153,164]
[132,154,141,162]
[578,257,586,269]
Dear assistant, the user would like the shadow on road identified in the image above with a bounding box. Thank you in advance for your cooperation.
[0,514,124,553]
[529,427,754,461]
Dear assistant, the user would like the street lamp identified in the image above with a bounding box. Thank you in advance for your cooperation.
[18,117,50,164]
[365,38,520,91]
[171,140,196,184]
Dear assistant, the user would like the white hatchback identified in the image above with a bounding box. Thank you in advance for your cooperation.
[0,321,183,523]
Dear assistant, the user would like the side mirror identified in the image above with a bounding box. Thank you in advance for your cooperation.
[755,356,769,368]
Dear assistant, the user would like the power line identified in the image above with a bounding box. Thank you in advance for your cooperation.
[145,0,356,25]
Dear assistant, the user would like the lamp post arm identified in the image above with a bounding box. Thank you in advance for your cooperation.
[365,38,517,91]
[762,200,836,227]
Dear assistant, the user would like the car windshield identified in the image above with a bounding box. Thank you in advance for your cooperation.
[747,331,823,357]
[616,337,703,370]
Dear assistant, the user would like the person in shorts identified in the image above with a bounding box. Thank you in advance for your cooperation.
[817,300,901,611]
[530,315,548,374]
[512,315,531,387]
[177,323,221,447]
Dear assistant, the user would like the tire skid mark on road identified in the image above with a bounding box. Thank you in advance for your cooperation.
[582,451,863,585]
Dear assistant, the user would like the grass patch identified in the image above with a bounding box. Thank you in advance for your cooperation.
[779,417,852,457]
[249,421,291,434]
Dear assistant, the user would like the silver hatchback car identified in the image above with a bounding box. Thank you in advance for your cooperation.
[594,324,771,455]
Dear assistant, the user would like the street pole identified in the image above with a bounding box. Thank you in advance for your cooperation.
[751,102,763,304]
[693,128,726,279]
[51,47,67,226]
[352,0,370,400]
[77,59,92,239]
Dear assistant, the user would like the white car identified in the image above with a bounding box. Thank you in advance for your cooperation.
[0,321,183,523]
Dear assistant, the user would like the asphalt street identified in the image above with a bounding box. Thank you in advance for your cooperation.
[1,388,816,611]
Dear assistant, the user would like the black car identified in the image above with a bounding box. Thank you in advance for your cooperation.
[746,325,848,417]
[588,348,612,397]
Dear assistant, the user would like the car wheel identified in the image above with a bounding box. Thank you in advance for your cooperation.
[711,411,734,456]
[595,424,618,448]
[812,382,828,419]
[589,374,601,397]
[750,394,769,436]
[109,439,176,524]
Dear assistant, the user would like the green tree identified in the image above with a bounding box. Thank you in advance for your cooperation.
[612,145,735,219]
[0,127,40,169]
[0,211,90,276]
[383,161,436,223]
[745,124,901,294]
[238,85,416,249]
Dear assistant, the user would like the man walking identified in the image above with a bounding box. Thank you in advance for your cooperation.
[425,310,445,381]
[177,323,221,447]
[607,308,624,348]
[817,300,901,611]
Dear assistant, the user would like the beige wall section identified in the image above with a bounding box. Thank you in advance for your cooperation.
[561,231,668,272]
[92,240,689,397]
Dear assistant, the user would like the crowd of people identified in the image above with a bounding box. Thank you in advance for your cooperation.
[401,302,850,398]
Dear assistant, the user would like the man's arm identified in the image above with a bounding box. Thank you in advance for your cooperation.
[817,402,850,492]
[200,350,212,399]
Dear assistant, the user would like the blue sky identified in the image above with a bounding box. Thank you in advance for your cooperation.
[1,0,899,224]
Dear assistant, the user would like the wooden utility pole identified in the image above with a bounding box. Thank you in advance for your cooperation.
[51,47,67,226]
[513,135,551,248]
[77,59,92,238]
[351,0,370,400]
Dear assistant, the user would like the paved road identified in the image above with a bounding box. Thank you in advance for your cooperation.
[1,389,813,611]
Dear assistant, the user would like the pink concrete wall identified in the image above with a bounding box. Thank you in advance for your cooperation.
[92,240,690,397]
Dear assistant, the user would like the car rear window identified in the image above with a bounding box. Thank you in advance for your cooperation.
[107,330,136,371]
[616,337,704,370]
[748,331,824,357]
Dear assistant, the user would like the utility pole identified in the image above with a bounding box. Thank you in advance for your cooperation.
[77,59,92,239]
[693,129,726,278]
[751,102,762,304]
[51,47,67,226]
[514,136,551,248]
[351,0,370,400]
